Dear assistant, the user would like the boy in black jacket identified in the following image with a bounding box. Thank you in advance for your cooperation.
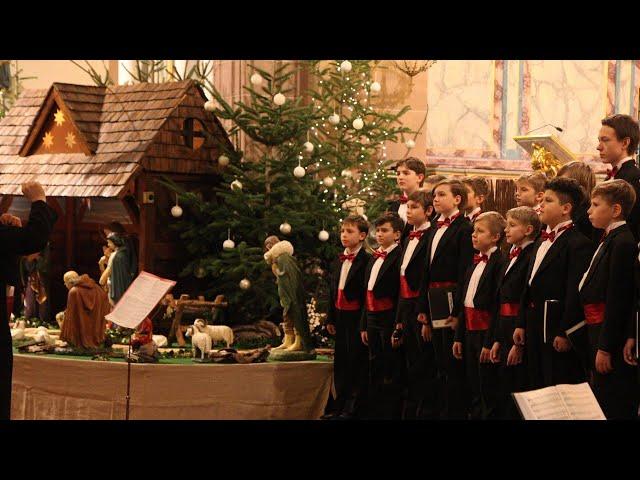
[579,179,640,418]
[489,206,540,419]
[461,176,489,224]
[514,177,594,389]
[360,212,403,419]
[325,215,371,419]
[453,211,507,419]
[393,190,436,419]
[388,157,426,243]
[417,179,475,419]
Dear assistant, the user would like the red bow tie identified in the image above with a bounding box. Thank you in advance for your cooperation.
[399,194,409,204]
[605,166,619,181]
[509,247,522,260]
[437,213,460,229]
[408,230,424,240]
[473,253,489,265]
[540,223,573,243]
[373,250,388,260]
[339,253,356,262]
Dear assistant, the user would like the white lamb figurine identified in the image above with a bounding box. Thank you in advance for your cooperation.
[34,326,55,345]
[152,335,168,347]
[194,318,234,348]
[10,320,26,340]
[186,321,212,360]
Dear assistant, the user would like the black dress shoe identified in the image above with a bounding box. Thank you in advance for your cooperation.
[320,412,338,420]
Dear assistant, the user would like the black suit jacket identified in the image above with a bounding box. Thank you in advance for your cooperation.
[387,200,413,244]
[360,245,401,330]
[579,224,638,353]
[397,225,432,293]
[614,159,640,241]
[517,226,594,340]
[326,247,370,326]
[489,242,536,344]
[0,200,58,419]
[417,215,474,318]
[455,249,507,345]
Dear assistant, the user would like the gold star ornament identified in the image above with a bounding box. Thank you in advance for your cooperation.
[54,109,65,127]
[65,132,76,148]
[42,131,54,149]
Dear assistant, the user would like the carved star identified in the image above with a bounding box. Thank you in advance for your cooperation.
[54,109,65,127]
[65,132,76,148]
[42,131,54,149]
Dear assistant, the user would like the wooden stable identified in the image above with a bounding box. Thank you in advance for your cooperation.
[0,80,232,315]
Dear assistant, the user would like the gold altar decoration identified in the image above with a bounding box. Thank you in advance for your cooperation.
[513,134,576,178]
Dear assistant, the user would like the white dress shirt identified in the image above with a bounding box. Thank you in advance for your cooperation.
[400,221,430,276]
[398,202,408,225]
[464,246,497,308]
[528,219,573,286]
[338,245,362,290]
[579,221,626,292]
[505,240,534,275]
[430,209,460,264]
[368,243,398,290]
[466,207,482,223]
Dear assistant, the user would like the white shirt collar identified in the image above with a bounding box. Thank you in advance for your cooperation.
[512,239,534,251]
[378,243,398,253]
[467,207,481,219]
[344,245,362,255]
[606,220,626,234]
[612,156,634,170]
[481,245,498,258]
[444,208,460,220]
[546,219,573,233]
[414,220,431,231]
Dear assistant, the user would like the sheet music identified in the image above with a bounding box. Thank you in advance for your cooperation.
[556,383,606,420]
[514,382,605,420]
[514,385,570,420]
[105,271,176,329]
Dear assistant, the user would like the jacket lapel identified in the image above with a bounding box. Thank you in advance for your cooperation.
[432,216,465,264]
[345,248,366,288]
[373,245,400,290]
[581,226,626,289]
[476,251,499,296]
[531,229,571,283]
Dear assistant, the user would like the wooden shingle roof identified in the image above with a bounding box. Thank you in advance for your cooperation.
[0,80,227,197]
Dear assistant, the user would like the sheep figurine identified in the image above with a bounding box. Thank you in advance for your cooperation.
[193,318,234,348]
[185,320,212,360]
[10,320,26,340]
[152,335,168,348]
[34,326,55,345]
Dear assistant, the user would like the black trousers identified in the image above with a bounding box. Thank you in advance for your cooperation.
[432,323,467,419]
[464,330,498,420]
[588,325,639,419]
[396,299,437,419]
[333,309,369,416]
[493,316,529,419]
[366,310,402,419]
[0,284,11,420]
[525,306,586,389]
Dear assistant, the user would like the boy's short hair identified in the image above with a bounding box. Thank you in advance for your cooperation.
[591,179,637,219]
[506,206,541,240]
[475,211,506,239]
[396,157,426,184]
[374,212,404,232]
[601,114,640,156]
[544,177,584,213]
[407,190,433,211]
[462,176,490,197]
[434,179,468,211]
[516,172,547,193]
[342,215,370,234]
[425,174,448,185]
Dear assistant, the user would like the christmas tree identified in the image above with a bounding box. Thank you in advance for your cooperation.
[165,60,413,330]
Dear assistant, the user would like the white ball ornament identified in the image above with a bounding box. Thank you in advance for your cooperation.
[280,222,292,235]
[318,230,329,242]
[323,176,334,187]
[250,73,263,86]
[303,141,314,153]
[340,61,353,73]
[239,278,251,290]
[273,93,286,106]
[329,113,340,125]
[370,81,381,93]
[341,169,352,178]
[352,118,364,130]
[230,180,243,191]
[218,154,230,166]
[405,139,416,149]
[223,239,235,250]
[204,100,216,112]
[171,205,183,218]
[293,165,306,178]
